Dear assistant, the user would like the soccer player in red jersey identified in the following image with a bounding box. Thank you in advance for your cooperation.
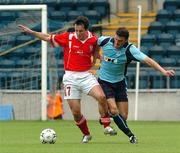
[19,16,116,143]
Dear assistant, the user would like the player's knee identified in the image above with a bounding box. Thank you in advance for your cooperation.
[121,113,128,120]
[72,111,81,121]
[109,107,119,116]
[97,93,106,103]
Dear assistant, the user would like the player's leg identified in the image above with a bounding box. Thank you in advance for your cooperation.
[88,85,112,128]
[67,99,92,143]
[80,72,114,134]
[113,79,137,143]
[116,101,137,144]
[63,72,91,143]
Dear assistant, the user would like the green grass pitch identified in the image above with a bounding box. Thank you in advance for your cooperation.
[0,120,180,153]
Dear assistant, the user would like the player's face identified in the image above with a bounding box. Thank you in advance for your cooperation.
[114,34,127,49]
[75,24,87,41]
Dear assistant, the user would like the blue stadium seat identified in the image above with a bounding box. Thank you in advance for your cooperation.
[173,9,180,23]
[165,21,180,36]
[15,59,32,68]
[157,33,174,48]
[7,0,24,4]
[149,71,166,89]
[75,0,91,11]
[141,34,156,48]
[84,10,101,24]
[0,59,15,68]
[148,21,164,36]
[91,0,109,17]
[163,0,178,12]
[175,34,180,46]
[67,11,83,21]
[24,0,41,4]
[48,20,64,32]
[159,57,176,67]
[0,71,7,88]
[0,105,14,120]
[156,9,173,24]
[58,0,75,12]
[16,35,32,45]
[0,0,8,4]
[126,69,136,89]
[139,71,149,89]
[0,12,15,21]
[50,11,67,22]
[170,71,180,88]
[166,45,180,59]
[9,72,24,89]
[149,45,166,61]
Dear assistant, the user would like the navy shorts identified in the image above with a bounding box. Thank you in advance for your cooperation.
[98,78,128,102]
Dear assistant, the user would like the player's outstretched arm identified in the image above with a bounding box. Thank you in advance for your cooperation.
[18,24,50,42]
[144,56,175,77]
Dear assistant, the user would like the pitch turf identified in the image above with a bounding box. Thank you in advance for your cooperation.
[0,120,180,153]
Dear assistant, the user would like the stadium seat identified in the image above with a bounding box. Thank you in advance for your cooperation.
[9,72,24,89]
[91,0,109,17]
[15,59,32,68]
[157,33,174,48]
[149,45,166,61]
[0,105,14,120]
[0,59,15,68]
[159,57,176,67]
[67,11,83,22]
[16,35,32,45]
[163,0,178,12]
[50,11,67,22]
[149,71,166,89]
[0,72,7,89]
[0,0,8,4]
[156,9,173,24]
[170,71,180,88]
[173,9,180,23]
[141,34,156,48]
[166,45,180,59]
[126,69,136,89]
[0,12,15,21]
[139,71,149,89]
[165,21,180,36]
[175,34,180,46]
[24,0,41,4]
[75,0,91,12]
[7,0,24,4]
[41,0,57,7]
[48,20,64,32]
[84,10,101,24]
[58,0,75,13]
[148,21,164,36]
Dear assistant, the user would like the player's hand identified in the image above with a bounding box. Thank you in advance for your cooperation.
[164,69,175,77]
[18,24,34,34]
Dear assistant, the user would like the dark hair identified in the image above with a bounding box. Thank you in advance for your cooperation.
[74,16,89,30]
[116,27,129,40]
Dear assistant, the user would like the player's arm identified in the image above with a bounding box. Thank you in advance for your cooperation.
[143,56,175,77]
[92,45,101,66]
[18,24,50,42]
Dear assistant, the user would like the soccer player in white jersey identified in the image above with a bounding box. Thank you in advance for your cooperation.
[19,16,116,143]
[97,27,175,144]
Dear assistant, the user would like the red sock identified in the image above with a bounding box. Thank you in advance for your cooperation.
[100,115,111,128]
[75,115,90,135]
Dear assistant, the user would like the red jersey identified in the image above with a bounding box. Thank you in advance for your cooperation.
[50,31,97,71]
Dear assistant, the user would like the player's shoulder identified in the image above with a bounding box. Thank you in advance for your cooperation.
[98,36,112,46]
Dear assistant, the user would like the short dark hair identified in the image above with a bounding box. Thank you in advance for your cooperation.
[116,27,129,40]
[74,16,89,30]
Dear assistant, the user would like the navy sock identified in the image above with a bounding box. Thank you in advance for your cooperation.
[112,114,133,137]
